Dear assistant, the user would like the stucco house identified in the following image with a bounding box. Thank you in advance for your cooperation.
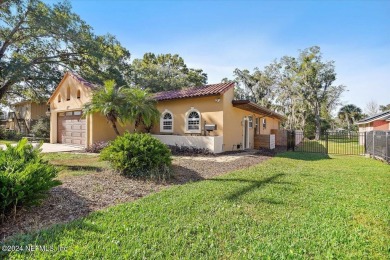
[356,110,390,132]
[48,72,286,153]
[6,100,48,134]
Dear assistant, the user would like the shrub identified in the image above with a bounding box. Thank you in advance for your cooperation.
[31,116,50,138]
[2,129,23,141]
[0,126,5,139]
[85,141,109,153]
[168,145,212,156]
[101,132,172,178]
[0,139,60,220]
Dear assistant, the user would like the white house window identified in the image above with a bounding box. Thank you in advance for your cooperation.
[248,116,253,128]
[262,118,267,129]
[160,111,173,133]
[186,109,201,133]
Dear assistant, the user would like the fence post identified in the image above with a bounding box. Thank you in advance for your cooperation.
[364,132,367,154]
[325,132,329,154]
[386,132,389,162]
[373,131,375,157]
[292,131,295,152]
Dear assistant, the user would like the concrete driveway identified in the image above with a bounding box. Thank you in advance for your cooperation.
[0,143,84,153]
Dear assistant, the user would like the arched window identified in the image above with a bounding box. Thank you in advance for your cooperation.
[58,94,62,103]
[66,86,71,100]
[160,111,173,133]
[77,89,81,99]
[186,108,201,133]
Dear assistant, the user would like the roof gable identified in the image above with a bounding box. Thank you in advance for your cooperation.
[154,82,235,101]
[47,72,96,104]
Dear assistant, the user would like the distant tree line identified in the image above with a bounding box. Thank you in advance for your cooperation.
[227,46,346,139]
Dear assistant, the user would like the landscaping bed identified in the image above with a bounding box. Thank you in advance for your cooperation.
[0,150,272,241]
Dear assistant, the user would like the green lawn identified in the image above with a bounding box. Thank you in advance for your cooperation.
[296,138,365,155]
[2,153,390,259]
[42,153,109,178]
[0,139,16,145]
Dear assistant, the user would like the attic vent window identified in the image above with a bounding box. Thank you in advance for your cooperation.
[66,86,71,101]
[58,95,62,103]
[77,89,81,99]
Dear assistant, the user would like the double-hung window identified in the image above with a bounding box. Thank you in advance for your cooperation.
[186,109,201,133]
[160,111,173,133]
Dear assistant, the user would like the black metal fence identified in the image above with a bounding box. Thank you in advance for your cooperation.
[285,130,390,163]
[365,131,390,163]
[287,131,366,155]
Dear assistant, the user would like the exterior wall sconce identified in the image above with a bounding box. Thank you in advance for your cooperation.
[45,108,51,117]
[215,98,221,103]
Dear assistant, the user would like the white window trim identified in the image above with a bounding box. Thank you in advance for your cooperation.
[262,118,267,129]
[185,107,201,134]
[160,109,173,133]
[248,116,253,128]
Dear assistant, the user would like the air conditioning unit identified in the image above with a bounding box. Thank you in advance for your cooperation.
[205,124,217,131]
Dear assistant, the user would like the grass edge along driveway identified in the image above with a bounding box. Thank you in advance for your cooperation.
[2,152,390,259]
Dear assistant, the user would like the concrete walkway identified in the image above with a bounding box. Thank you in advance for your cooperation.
[0,143,84,153]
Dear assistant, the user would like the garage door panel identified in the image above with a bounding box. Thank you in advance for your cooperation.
[72,132,82,137]
[57,111,86,146]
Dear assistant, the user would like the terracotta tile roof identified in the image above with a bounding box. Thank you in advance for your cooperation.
[154,82,235,101]
[232,100,287,121]
[68,72,97,89]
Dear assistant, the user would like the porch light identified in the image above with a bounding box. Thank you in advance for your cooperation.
[215,98,221,103]
[45,108,51,117]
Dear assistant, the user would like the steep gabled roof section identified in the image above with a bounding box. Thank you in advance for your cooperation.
[47,72,96,104]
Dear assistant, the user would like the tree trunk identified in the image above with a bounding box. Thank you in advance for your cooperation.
[346,113,351,139]
[110,121,120,136]
[315,104,321,140]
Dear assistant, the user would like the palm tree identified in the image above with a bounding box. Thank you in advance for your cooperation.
[338,104,363,133]
[83,80,159,135]
[126,88,160,132]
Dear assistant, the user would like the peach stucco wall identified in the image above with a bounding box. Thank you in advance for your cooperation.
[150,95,224,136]
[90,113,135,144]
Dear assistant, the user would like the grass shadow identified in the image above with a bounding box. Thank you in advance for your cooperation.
[209,173,287,201]
[170,165,205,184]
[56,165,106,172]
[277,151,330,161]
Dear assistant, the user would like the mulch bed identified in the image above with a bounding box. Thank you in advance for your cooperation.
[0,150,275,242]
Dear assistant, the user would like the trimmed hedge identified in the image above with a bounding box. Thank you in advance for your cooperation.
[101,132,172,178]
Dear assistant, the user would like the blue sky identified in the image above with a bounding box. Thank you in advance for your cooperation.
[48,0,389,111]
